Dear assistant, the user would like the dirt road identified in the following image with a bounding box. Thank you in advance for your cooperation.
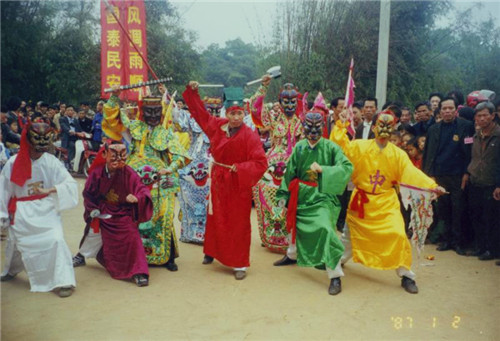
[1,179,499,340]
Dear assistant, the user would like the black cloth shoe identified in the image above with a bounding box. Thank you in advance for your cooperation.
[165,259,178,271]
[401,276,419,294]
[328,277,342,295]
[478,251,494,261]
[495,260,500,266]
[133,274,149,287]
[436,243,453,251]
[273,255,297,266]
[455,247,467,256]
[0,273,16,282]
[72,254,86,267]
[202,255,214,265]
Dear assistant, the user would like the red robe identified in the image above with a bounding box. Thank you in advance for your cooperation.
[183,86,268,267]
[83,165,153,279]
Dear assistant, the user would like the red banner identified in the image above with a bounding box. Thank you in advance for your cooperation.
[100,0,148,101]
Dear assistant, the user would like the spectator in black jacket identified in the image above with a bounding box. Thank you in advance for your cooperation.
[59,104,82,170]
[422,97,475,255]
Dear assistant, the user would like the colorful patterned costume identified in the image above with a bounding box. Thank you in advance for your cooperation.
[103,95,189,265]
[174,108,210,244]
[250,84,303,253]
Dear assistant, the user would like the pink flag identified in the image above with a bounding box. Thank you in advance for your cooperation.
[344,58,356,138]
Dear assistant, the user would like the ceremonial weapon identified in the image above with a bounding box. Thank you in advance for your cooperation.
[246,66,281,86]
[198,84,225,88]
[104,78,173,93]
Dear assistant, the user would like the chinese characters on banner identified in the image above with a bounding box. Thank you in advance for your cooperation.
[100,0,147,101]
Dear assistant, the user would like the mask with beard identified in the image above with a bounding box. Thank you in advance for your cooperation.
[28,122,54,153]
[142,104,162,127]
[279,83,299,117]
[104,143,127,172]
[303,112,324,142]
[373,111,396,139]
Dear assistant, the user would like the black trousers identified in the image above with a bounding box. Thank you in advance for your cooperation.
[468,183,500,256]
[336,188,351,232]
[435,175,465,247]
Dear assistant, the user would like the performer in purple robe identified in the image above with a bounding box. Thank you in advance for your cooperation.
[81,141,153,286]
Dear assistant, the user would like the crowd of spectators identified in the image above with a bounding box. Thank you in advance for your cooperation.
[1,97,103,173]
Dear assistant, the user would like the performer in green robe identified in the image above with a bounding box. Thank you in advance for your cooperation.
[274,111,353,295]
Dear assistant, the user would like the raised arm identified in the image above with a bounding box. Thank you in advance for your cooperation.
[182,81,218,137]
[102,87,128,141]
[248,75,271,128]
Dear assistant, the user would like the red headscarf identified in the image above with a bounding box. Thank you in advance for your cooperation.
[11,123,32,186]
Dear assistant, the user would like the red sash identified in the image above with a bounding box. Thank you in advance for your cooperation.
[8,193,50,225]
[349,188,370,218]
[286,178,318,243]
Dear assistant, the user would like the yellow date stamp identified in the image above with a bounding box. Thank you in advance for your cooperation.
[390,316,461,329]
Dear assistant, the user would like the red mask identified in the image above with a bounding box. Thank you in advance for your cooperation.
[104,144,127,172]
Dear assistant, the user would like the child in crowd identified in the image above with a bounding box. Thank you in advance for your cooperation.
[401,132,414,150]
[390,131,402,147]
[417,135,426,152]
[406,137,422,169]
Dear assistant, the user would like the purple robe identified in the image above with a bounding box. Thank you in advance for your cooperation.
[83,165,153,279]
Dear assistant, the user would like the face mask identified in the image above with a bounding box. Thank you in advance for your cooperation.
[374,113,396,139]
[303,112,324,142]
[105,144,127,171]
[279,83,298,117]
[28,122,54,153]
[142,105,162,127]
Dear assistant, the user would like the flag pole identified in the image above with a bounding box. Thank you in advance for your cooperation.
[103,0,160,81]
[344,57,356,138]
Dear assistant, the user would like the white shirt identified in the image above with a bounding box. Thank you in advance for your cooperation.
[362,121,372,139]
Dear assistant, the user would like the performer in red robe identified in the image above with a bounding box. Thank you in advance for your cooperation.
[183,81,268,280]
[82,141,153,286]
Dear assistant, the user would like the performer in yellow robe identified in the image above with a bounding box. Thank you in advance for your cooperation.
[330,110,445,294]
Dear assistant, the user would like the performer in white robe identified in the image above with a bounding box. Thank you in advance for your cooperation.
[0,121,78,297]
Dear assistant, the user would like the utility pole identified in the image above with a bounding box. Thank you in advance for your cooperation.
[376,0,391,108]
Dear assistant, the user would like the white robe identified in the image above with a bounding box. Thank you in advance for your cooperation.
[0,153,78,292]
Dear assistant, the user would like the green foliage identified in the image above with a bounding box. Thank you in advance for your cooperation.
[1,0,200,106]
[198,38,261,97]
[261,0,499,108]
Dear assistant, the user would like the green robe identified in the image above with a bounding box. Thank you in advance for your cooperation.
[276,138,353,269]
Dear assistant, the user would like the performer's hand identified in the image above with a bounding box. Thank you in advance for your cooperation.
[339,109,348,123]
[262,74,272,87]
[460,173,469,190]
[0,217,10,230]
[230,164,237,172]
[126,194,138,204]
[189,81,199,91]
[493,187,500,201]
[90,209,101,219]
[310,162,322,173]
[158,83,166,95]
[431,186,447,200]
[32,187,56,195]
[159,168,172,175]
[111,84,121,96]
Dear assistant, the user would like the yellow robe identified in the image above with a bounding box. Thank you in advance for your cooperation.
[330,121,437,270]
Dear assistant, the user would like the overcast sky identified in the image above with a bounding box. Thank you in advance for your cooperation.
[173,0,279,49]
[171,0,500,50]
